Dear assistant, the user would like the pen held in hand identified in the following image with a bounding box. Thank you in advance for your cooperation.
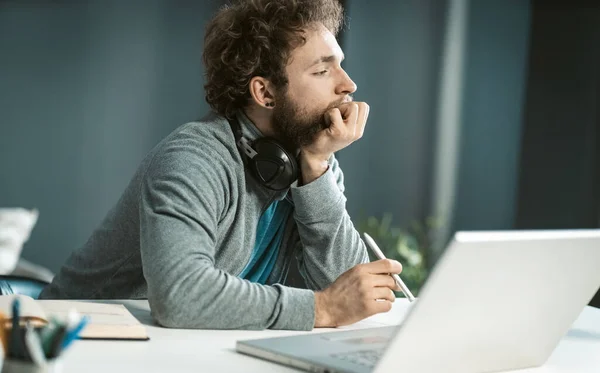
[363,232,416,302]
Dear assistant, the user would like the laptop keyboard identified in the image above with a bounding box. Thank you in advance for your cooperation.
[331,349,383,367]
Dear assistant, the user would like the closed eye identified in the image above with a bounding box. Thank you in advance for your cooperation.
[314,70,328,76]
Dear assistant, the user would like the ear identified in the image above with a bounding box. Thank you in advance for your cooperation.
[249,76,276,109]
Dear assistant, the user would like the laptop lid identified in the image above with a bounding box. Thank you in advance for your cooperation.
[375,229,600,373]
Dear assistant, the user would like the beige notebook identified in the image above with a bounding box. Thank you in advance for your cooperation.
[0,295,149,340]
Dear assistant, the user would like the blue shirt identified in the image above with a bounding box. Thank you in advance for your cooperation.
[238,200,292,284]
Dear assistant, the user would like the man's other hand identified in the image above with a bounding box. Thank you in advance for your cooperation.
[314,259,402,328]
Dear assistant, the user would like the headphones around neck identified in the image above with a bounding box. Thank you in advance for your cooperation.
[227,116,298,191]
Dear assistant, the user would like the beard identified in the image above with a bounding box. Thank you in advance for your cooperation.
[271,92,345,150]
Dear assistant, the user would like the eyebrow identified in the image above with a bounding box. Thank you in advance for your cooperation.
[307,53,345,69]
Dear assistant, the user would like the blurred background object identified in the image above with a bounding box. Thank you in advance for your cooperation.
[0,208,38,273]
[0,0,597,306]
[0,208,53,282]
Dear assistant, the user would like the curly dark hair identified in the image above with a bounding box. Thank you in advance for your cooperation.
[203,0,344,118]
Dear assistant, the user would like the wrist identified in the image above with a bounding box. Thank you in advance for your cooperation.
[299,152,330,185]
[314,291,335,328]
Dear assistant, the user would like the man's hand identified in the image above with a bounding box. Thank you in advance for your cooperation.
[299,102,370,184]
[314,259,402,328]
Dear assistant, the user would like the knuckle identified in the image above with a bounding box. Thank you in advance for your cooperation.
[388,277,396,289]
[351,264,364,276]
[388,259,402,273]
[358,282,370,297]
[384,259,395,272]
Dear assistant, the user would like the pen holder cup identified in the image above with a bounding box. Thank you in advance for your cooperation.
[1,359,62,373]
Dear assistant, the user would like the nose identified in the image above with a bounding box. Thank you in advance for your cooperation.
[336,68,357,95]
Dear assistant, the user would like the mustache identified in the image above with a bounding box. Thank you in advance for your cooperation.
[330,95,353,109]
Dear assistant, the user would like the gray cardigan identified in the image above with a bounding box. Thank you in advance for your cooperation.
[40,111,369,330]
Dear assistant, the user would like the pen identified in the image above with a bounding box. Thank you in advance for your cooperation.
[61,315,89,351]
[48,324,68,359]
[363,232,416,302]
[40,317,62,357]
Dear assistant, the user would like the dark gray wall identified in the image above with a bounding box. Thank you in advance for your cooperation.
[515,1,600,230]
[339,0,447,226]
[452,0,531,233]
[0,0,222,272]
[511,1,600,308]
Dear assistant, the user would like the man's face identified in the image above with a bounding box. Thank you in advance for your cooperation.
[272,23,357,149]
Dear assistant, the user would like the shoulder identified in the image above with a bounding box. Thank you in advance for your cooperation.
[140,113,244,199]
[146,113,241,175]
[162,112,238,162]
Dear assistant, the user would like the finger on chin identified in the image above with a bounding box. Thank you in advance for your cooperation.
[326,107,342,126]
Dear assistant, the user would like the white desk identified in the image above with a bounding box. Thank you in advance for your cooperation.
[59,300,600,373]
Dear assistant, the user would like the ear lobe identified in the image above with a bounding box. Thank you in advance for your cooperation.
[249,76,275,108]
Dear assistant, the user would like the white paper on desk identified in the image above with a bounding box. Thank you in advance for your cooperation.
[337,300,417,331]
[0,208,39,274]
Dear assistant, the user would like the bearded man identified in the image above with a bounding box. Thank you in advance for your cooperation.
[41,0,403,331]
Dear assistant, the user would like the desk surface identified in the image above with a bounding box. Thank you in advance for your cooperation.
[58,300,600,373]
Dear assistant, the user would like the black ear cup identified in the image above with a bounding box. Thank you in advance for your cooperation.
[228,116,298,191]
[248,138,298,191]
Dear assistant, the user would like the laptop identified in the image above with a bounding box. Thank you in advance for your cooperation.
[236,229,600,373]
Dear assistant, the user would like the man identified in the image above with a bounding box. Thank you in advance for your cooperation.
[40,0,403,330]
